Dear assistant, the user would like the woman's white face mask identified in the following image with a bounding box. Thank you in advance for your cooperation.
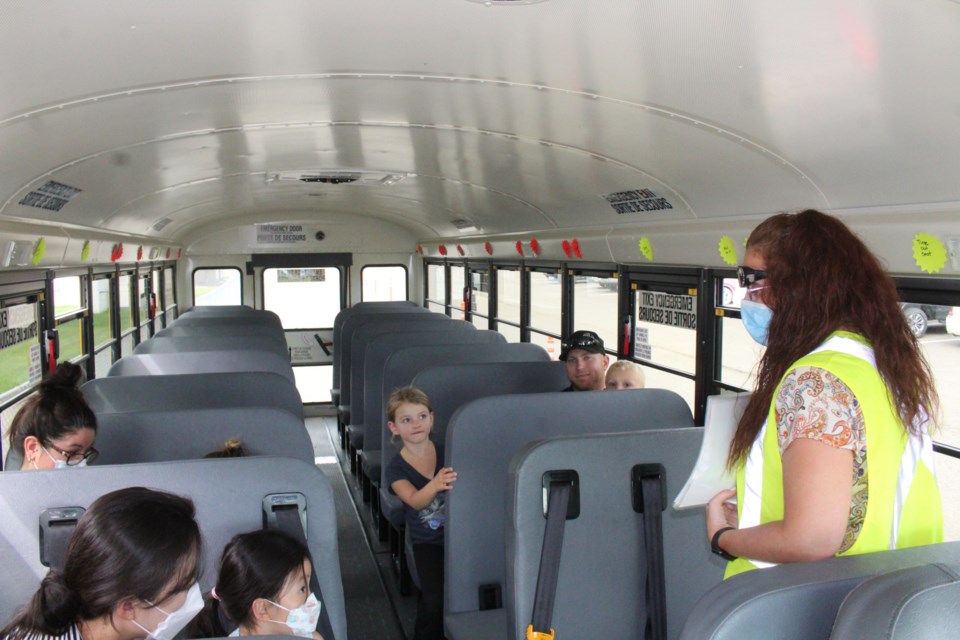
[132,582,204,640]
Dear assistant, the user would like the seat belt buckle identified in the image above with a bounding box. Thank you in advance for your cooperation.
[526,624,555,640]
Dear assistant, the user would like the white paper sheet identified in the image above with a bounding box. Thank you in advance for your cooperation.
[673,392,750,510]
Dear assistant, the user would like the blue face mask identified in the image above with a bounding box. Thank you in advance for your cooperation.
[740,299,773,345]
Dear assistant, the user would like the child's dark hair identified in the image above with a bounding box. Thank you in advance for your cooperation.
[203,438,247,458]
[7,362,97,457]
[189,529,311,637]
[0,487,202,640]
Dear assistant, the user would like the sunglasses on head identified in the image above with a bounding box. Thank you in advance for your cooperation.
[737,266,766,289]
[569,333,601,348]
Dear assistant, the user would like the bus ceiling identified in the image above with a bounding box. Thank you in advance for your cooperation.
[0,1,958,273]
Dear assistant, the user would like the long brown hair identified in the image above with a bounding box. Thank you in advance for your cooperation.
[728,210,938,466]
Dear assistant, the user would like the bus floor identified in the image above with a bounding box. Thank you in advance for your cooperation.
[306,416,416,640]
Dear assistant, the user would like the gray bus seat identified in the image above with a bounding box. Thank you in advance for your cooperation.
[90,407,313,465]
[107,351,295,383]
[336,309,438,422]
[332,301,419,400]
[378,361,568,529]
[135,335,289,359]
[344,319,475,435]
[362,340,538,497]
[172,313,284,330]
[0,457,346,640]
[830,561,960,639]
[443,389,694,638]
[345,323,480,452]
[503,429,720,640]
[156,323,286,343]
[679,541,960,640]
[82,372,303,420]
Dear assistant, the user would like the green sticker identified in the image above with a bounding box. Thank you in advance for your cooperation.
[638,237,654,261]
[81,240,90,262]
[32,238,46,266]
[913,233,947,274]
[718,236,738,266]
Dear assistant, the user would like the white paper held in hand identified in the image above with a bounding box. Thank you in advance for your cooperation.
[672,392,750,510]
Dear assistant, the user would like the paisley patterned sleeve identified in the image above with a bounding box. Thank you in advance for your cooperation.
[774,366,865,455]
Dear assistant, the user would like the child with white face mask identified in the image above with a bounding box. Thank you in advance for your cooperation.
[0,487,203,640]
[188,530,324,640]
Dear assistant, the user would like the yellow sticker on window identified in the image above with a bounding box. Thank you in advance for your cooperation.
[638,237,654,261]
[913,233,947,274]
[718,236,738,266]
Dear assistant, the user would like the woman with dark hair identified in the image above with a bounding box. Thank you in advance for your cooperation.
[7,362,98,470]
[707,210,943,577]
[188,529,323,639]
[1,487,204,640]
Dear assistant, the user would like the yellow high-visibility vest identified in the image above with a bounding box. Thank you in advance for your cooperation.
[725,331,943,578]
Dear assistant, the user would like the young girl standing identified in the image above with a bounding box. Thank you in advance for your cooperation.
[384,386,456,640]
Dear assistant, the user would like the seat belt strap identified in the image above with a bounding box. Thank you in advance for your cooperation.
[527,481,572,640]
[273,505,337,640]
[641,475,667,640]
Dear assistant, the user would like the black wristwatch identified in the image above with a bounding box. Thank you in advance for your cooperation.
[711,526,737,561]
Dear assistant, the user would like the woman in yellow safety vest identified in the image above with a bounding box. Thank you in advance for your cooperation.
[707,209,943,578]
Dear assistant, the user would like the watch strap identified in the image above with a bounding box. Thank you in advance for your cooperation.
[711,526,737,561]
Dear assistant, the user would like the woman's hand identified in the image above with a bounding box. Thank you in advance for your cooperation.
[706,488,738,540]
[428,467,457,493]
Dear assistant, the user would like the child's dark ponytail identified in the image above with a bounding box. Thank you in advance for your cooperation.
[185,594,235,638]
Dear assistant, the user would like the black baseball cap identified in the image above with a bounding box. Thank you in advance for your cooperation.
[560,330,605,360]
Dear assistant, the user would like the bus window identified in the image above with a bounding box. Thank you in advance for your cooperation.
[719,316,764,390]
[263,268,341,329]
[449,265,465,319]
[633,287,698,409]
[53,276,83,316]
[53,276,86,364]
[118,273,134,345]
[426,263,445,314]
[0,302,40,405]
[495,268,521,342]
[529,270,561,336]
[906,300,959,540]
[468,268,490,329]
[193,267,242,307]
[574,274,618,351]
[92,277,114,374]
[361,265,407,302]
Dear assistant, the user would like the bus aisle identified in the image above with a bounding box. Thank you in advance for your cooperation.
[307,416,415,639]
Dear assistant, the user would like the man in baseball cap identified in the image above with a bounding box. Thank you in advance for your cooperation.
[560,330,610,391]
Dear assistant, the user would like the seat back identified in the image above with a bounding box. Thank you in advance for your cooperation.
[679,541,960,640]
[444,389,694,617]
[135,335,289,359]
[82,372,303,420]
[830,561,960,639]
[411,361,570,438]
[172,313,284,330]
[155,323,286,341]
[506,429,721,640]
[332,304,427,392]
[0,457,346,640]
[373,340,545,461]
[90,407,312,465]
[349,322,478,428]
[107,351,294,382]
